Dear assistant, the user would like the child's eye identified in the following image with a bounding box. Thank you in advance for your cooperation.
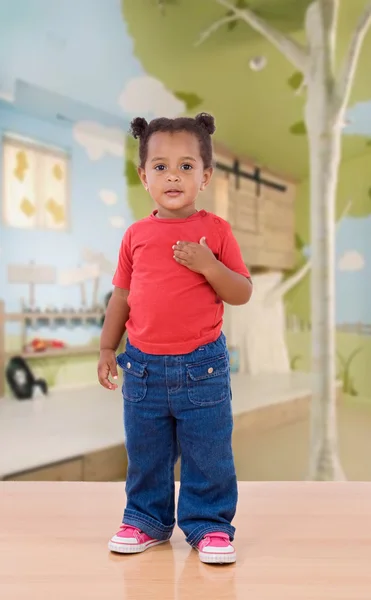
[181,163,193,171]
[154,164,166,171]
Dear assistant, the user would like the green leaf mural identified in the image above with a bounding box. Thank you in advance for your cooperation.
[336,347,363,396]
[289,120,307,135]
[287,71,304,91]
[124,135,153,221]
[290,354,302,370]
[225,0,250,29]
[157,0,178,13]
[125,159,140,186]
[295,233,305,250]
[174,91,203,111]
[227,12,238,31]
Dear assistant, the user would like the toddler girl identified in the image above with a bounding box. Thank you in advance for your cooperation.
[98,113,252,564]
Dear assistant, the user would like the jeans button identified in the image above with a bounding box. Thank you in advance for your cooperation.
[208,367,214,374]
[127,362,131,369]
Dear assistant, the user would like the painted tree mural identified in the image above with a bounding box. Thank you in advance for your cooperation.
[200,0,371,482]
[122,0,371,480]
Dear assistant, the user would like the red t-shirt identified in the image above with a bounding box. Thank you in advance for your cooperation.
[112,209,250,355]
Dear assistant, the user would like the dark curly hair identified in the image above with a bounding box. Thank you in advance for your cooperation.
[129,113,216,169]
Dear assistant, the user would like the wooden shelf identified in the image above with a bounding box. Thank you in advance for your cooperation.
[6,311,104,323]
[0,300,105,396]
[5,346,100,360]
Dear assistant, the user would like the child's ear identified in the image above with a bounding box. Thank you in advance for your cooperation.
[200,167,213,191]
[137,167,148,191]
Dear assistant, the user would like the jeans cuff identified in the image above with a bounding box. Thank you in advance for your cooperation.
[186,523,236,547]
[123,509,175,541]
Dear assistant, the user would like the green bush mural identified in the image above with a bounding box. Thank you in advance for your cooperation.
[336,348,362,397]
[173,92,203,111]
[287,71,305,91]
[289,120,306,135]
[125,158,140,186]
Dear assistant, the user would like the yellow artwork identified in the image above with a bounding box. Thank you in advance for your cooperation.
[20,197,36,218]
[53,164,63,181]
[46,197,65,224]
[14,151,29,181]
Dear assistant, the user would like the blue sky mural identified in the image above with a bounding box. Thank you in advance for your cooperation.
[0,103,129,307]
[0,0,141,117]
[0,0,135,346]
[336,216,371,325]
[345,101,371,137]
[0,101,129,344]
[296,102,371,326]
[0,0,191,348]
[0,0,370,338]
[301,216,370,325]
[340,103,371,325]
[0,0,187,121]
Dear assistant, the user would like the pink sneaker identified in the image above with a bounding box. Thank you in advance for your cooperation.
[108,524,168,554]
[196,532,236,564]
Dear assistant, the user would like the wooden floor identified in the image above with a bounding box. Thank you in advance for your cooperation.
[1,482,371,599]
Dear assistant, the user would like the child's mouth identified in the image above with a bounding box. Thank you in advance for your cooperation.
[165,190,183,198]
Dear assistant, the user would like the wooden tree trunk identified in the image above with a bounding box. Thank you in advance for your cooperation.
[305,99,345,480]
[305,1,345,480]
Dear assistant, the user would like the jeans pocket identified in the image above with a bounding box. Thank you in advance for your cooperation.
[117,352,148,402]
[186,354,230,407]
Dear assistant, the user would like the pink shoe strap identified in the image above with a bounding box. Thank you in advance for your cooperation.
[119,525,142,539]
[202,532,231,547]
[206,532,230,540]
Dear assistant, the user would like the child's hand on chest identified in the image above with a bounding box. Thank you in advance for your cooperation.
[172,237,218,275]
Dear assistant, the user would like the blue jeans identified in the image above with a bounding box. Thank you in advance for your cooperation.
[116,332,237,547]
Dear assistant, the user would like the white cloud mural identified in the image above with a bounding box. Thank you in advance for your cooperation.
[110,216,126,229]
[338,250,365,272]
[100,190,118,206]
[73,121,124,160]
[343,100,371,136]
[118,75,185,118]
[0,89,14,103]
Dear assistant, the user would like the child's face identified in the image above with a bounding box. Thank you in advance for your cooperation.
[138,130,213,218]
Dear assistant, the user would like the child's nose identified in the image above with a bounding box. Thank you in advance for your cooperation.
[167,172,180,181]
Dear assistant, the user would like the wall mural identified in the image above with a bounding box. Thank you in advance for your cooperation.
[1,0,371,422]
[0,0,212,397]
[0,0,135,394]
[1,0,371,484]
[121,0,371,417]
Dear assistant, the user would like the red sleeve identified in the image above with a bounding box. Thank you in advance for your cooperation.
[218,222,251,279]
[112,228,132,289]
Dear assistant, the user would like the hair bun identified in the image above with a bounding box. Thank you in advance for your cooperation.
[129,117,149,139]
[195,113,216,135]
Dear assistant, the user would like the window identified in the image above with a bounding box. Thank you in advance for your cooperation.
[2,134,69,230]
